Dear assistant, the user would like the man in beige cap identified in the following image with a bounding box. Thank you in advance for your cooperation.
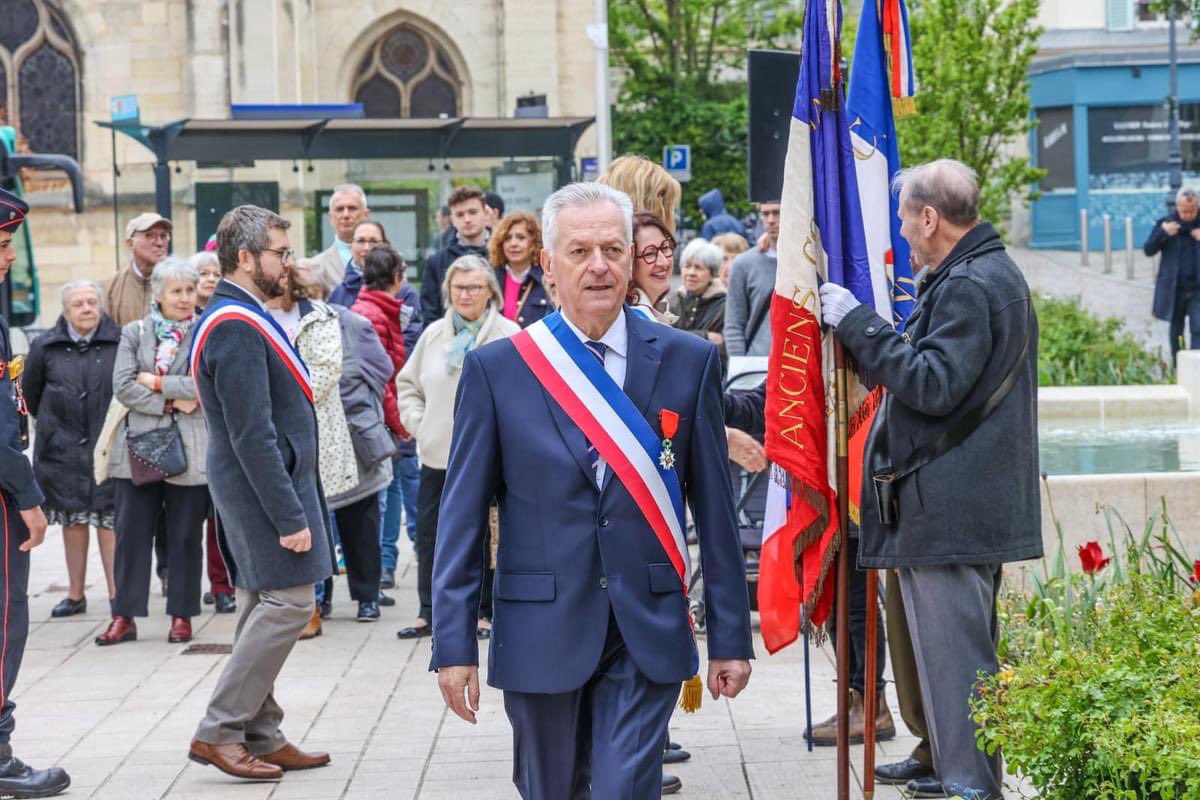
[104,212,172,326]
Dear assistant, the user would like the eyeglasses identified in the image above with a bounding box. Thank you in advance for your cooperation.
[139,231,171,243]
[636,239,676,265]
[450,284,487,296]
[262,247,295,263]
[353,238,383,246]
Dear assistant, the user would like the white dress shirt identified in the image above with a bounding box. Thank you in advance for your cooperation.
[560,310,629,486]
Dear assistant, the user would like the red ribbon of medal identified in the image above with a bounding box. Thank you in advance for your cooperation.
[658,409,679,470]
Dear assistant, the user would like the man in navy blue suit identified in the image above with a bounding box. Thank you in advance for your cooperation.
[431,182,754,799]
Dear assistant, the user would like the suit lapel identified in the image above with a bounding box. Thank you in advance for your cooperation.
[542,387,600,489]
[601,309,662,492]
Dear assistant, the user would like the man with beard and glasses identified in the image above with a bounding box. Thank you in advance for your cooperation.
[188,205,336,782]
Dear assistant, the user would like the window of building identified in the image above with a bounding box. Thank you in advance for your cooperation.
[0,0,80,159]
[352,24,462,119]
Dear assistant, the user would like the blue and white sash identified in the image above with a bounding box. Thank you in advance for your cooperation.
[189,296,313,404]
[512,312,690,589]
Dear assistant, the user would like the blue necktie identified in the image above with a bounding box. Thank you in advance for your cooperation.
[583,341,607,471]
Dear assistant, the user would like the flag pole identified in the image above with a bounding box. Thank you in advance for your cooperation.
[833,341,852,800]
[863,569,879,799]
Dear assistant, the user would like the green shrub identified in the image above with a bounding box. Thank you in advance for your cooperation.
[976,495,1200,799]
[1035,295,1172,386]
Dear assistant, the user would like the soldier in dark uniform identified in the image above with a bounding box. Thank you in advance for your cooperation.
[0,187,71,798]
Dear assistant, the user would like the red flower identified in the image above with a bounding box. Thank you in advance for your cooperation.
[1077,541,1111,575]
[1192,560,1200,584]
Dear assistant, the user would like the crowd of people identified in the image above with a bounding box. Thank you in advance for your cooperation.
[1,149,1035,800]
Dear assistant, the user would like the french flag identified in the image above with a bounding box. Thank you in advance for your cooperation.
[758,0,913,653]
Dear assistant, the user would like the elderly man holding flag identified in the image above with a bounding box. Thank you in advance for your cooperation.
[819,158,1042,799]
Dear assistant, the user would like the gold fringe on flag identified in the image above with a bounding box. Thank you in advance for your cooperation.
[679,674,703,712]
[892,95,917,117]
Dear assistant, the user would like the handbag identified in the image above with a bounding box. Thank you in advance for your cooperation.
[126,413,188,486]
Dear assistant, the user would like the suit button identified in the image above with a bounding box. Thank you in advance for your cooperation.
[599,515,609,527]
[865,325,877,335]
[599,577,608,589]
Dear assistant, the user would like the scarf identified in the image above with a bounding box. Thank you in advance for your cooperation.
[151,301,194,376]
[445,309,489,373]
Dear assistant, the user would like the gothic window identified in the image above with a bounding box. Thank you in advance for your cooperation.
[352,24,461,119]
[0,0,81,159]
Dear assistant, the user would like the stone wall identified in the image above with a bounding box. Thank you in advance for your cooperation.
[26,0,596,327]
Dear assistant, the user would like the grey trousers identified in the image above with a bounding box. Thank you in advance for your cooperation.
[194,583,314,754]
[899,564,1003,800]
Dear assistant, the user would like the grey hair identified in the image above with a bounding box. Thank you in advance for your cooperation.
[328,183,368,212]
[541,182,635,252]
[441,254,503,312]
[680,238,723,277]
[892,158,980,226]
[151,257,199,299]
[60,279,103,310]
[216,205,291,275]
[1177,187,1199,205]
[188,250,219,272]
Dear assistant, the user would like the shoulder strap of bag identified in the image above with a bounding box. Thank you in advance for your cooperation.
[887,299,1033,482]
[744,297,771,348]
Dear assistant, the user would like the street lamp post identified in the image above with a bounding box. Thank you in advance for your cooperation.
[587,0,613,174]
[1167,0,1183,211]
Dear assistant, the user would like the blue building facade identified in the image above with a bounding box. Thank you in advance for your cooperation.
[1029,51,1200,250]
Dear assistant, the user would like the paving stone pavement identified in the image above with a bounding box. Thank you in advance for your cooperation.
[14,526,1023,799]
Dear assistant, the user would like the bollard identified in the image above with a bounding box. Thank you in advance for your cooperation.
[1102,213,1113,274]
[1080,209,1089,266]
[1125,216,1135,280]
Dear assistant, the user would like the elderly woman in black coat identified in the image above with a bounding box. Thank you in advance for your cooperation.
[24,281,122,617]
[667,238,727,362]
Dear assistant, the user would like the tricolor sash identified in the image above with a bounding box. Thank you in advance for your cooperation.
[189,297,314,404]
[511,313,690,591]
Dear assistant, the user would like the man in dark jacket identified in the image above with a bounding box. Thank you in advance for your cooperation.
[422,186,490,320]
[698,188,748,243]
[1145,187,1200,360]
[0,187,72,798]
[189,205,335,782]
[818,159,1041,800]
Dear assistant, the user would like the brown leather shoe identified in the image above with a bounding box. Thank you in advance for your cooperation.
[258,743,331,771]
[95,615,137,646]
[805,688,897,746]
[188,740,283,781]
[298,606,322,641]
[168,616,193,644]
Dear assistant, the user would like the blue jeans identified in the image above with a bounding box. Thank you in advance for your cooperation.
[380,455,420,572]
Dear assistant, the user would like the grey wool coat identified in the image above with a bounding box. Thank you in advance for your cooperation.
[193,280,336,591]
[108,317,208,485]
[835,222,1043,569]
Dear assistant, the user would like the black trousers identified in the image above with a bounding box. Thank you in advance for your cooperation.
[827,534,887,695]
[113,479,208,619]
[0,493,30,744]
[333,493,381,603]
[1170,285,1200,359]
[416,466,492,626]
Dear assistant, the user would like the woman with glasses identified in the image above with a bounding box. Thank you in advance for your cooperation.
[628,211,679,325]
[96,258,210,647]
[394,255,518,641]
[329,220,388,307]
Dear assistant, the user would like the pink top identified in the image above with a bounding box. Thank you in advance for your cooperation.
[503,271,523,320]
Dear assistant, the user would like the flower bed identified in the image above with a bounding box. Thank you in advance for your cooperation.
[973,498,1200,800]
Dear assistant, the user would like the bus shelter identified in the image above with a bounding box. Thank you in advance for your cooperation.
[96,116,596,223]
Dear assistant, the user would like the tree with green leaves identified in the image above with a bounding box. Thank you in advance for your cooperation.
[897,0,1046,231]
[608,0,800,226]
